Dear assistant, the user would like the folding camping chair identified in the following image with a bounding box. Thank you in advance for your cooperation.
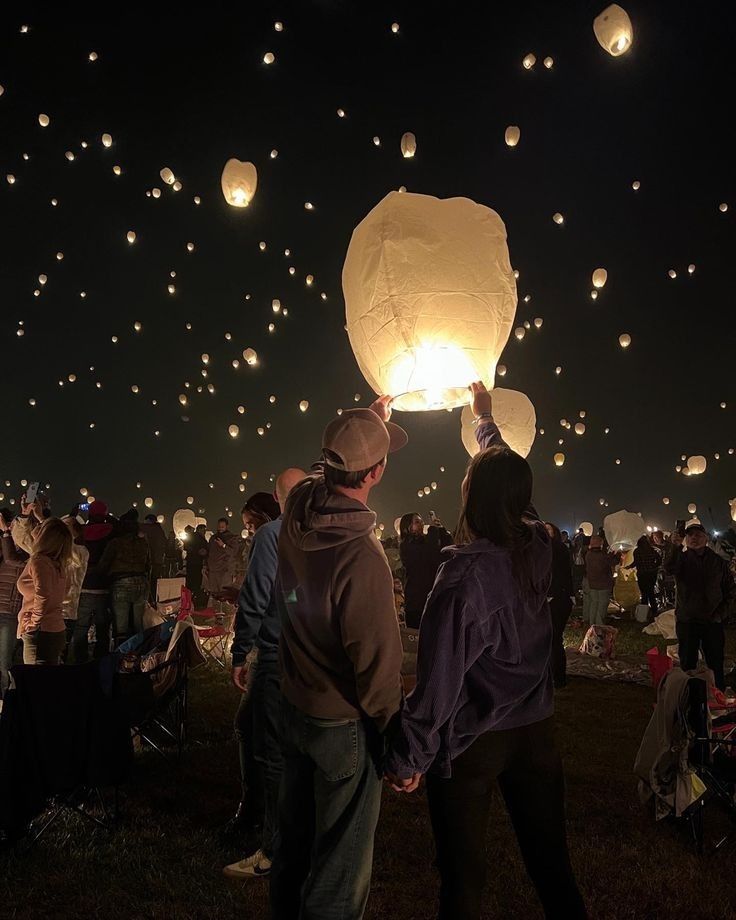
[684,677,736,854]
[182,586,235,669]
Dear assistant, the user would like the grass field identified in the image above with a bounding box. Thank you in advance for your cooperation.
[2,621,736,920]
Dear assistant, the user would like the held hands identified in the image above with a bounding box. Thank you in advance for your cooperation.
[369,395,393,423]
[469,381,492,420]
[384,770,422,794]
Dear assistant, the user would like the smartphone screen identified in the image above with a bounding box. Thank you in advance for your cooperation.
[25,481,40,504]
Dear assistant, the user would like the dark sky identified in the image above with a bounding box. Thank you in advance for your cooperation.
[1,0,734,536]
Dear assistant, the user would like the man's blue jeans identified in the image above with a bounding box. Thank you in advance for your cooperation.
[111,576,148,644]
[270,699,383,920]
[0,615,18,699]
[71,592,112,662]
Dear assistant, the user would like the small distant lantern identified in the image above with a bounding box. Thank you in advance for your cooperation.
[554,453,565,467]
[102,133,113,147]
[299,400,309,412]
[400,132,417,158]
[228,425,239,438]
[160,167,175,185]
[504,126,521,147]
[522,53,536,69]
[619,333,631,348]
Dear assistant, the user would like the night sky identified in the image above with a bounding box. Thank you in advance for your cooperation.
[2,1,734,536]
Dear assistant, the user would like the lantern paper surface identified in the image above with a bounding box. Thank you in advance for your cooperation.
[343,191,517,411]
[593,4,633,56]
[400,132,416,158]
[686,455,707,475]
[221,159,258,208]
[504,126,520,147]
[730,499,736,523]
[460,390,536,458]
[603,509,645,550]
[173,508,196,536]
[579,522,594,537]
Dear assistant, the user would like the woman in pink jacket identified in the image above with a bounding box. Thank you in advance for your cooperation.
[16,518,72,665]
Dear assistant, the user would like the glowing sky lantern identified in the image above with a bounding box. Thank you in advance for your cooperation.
[228,424,239,438]
[533,317,543,329]
[102,133,112,147]
[504,126,521,147]
[221,158,257,208]
[144,497,154,508]
[497,365,507,377]
[553,212,564,225]
[579,522,594,537]
[160,167,175,185]
[126,230,136,244]
[391,22,400,33]
[343,191,517,411]
[299,400,309,412]
[686,455,707,475]
[460,389,536,458]
[619,333,631,348]
[400,132,416,158]
[263,52,275,64]
[554,453,565,467]
[593,4,633,56]
[719,203,729,213]
[243,348,258,365]
[688,503,697,515]
[663,497,670,505]
[38,113,50,127]
[730,499,736,523]
[173,508,196,537]
[604,510,645,550]
[574,422,586,435]
[592,268,608,289]
[544,56,554,69]
[522,53,536,69]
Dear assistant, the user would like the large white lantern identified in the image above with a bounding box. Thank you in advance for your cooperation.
[160,167,175,185]
[400,132,417,158]
[173,508,196,538]
[603,509,645,550]
[592,268,608,288]
[579,522,594,537]
[504,126,521,147]
[460,389,536,458]
[221,159,258,208]
[343,191,517,411]
[686,455,707,475]
[593,4,633,56]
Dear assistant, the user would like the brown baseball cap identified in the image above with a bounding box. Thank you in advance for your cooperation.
[322,409,408,472]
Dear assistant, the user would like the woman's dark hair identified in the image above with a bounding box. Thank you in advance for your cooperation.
[241,492,280,523]
[545,521,562,543]
[399,512,421,544]
[459,446,534,579]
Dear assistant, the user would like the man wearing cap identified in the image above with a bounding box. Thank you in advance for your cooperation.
[270,397,406,920]
[665,521,736,689]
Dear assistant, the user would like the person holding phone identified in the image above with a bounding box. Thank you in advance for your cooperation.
[398,510,453,628]
[17,518,72,665]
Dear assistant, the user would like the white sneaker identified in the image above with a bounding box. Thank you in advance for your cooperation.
[223,849,272,880]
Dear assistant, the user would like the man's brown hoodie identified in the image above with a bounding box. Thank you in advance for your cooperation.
[277,475,402,733]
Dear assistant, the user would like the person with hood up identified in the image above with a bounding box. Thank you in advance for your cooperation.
[269,398,405,920]
[384,382,585,920]
[96,508,150,645]
[76,500,114,661]
[399,511,453,628]
[224,469,307,881]
[584,535,621,626]
[0,509,27,698]
[207,517,239,596]
[142,513,168,604]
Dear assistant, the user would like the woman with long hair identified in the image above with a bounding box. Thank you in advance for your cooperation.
[17,517,72,665]
[385,382,585,920]
[545,521,574,689]
[240,492,280,536]
[398,511,453,628]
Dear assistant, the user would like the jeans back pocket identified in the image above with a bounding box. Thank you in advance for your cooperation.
[304,717,359,782]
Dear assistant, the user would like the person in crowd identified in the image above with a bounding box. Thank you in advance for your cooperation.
[571,528,588,597]
[61,516,90,661]
[164,529,183,577]
[385,381,586,920]
[17,518,72,665]
[207,517,238,596]
[240,493,281,537]
[626,534,661,621]
[545,522,575,689]
[0,509,27,698]
[224,468,307,881]
[142,513,168,604]
[185,523,209,608]
[270,399,405,920]
[584,535,620,626]
[393,576,406,623]
[96,509,150,645]
[76,499,114,661]
[665,521,735,690]
[399,510,453,628]
[221,490,282,844]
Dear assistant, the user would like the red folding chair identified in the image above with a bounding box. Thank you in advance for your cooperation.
[180,587,233,668]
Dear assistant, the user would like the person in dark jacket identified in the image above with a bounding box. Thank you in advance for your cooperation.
[142,514,168,605]
[0,510,27,699]
[185,524,209,609]
[385,381,586,920]
[627,535,661,620]
[78,500,114,661]
[97,509,150,645]
[545,522,574,689]
[224,469,307,881]
[399,512,453,628]
[584,536,621,625]
[665,522,736,690]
